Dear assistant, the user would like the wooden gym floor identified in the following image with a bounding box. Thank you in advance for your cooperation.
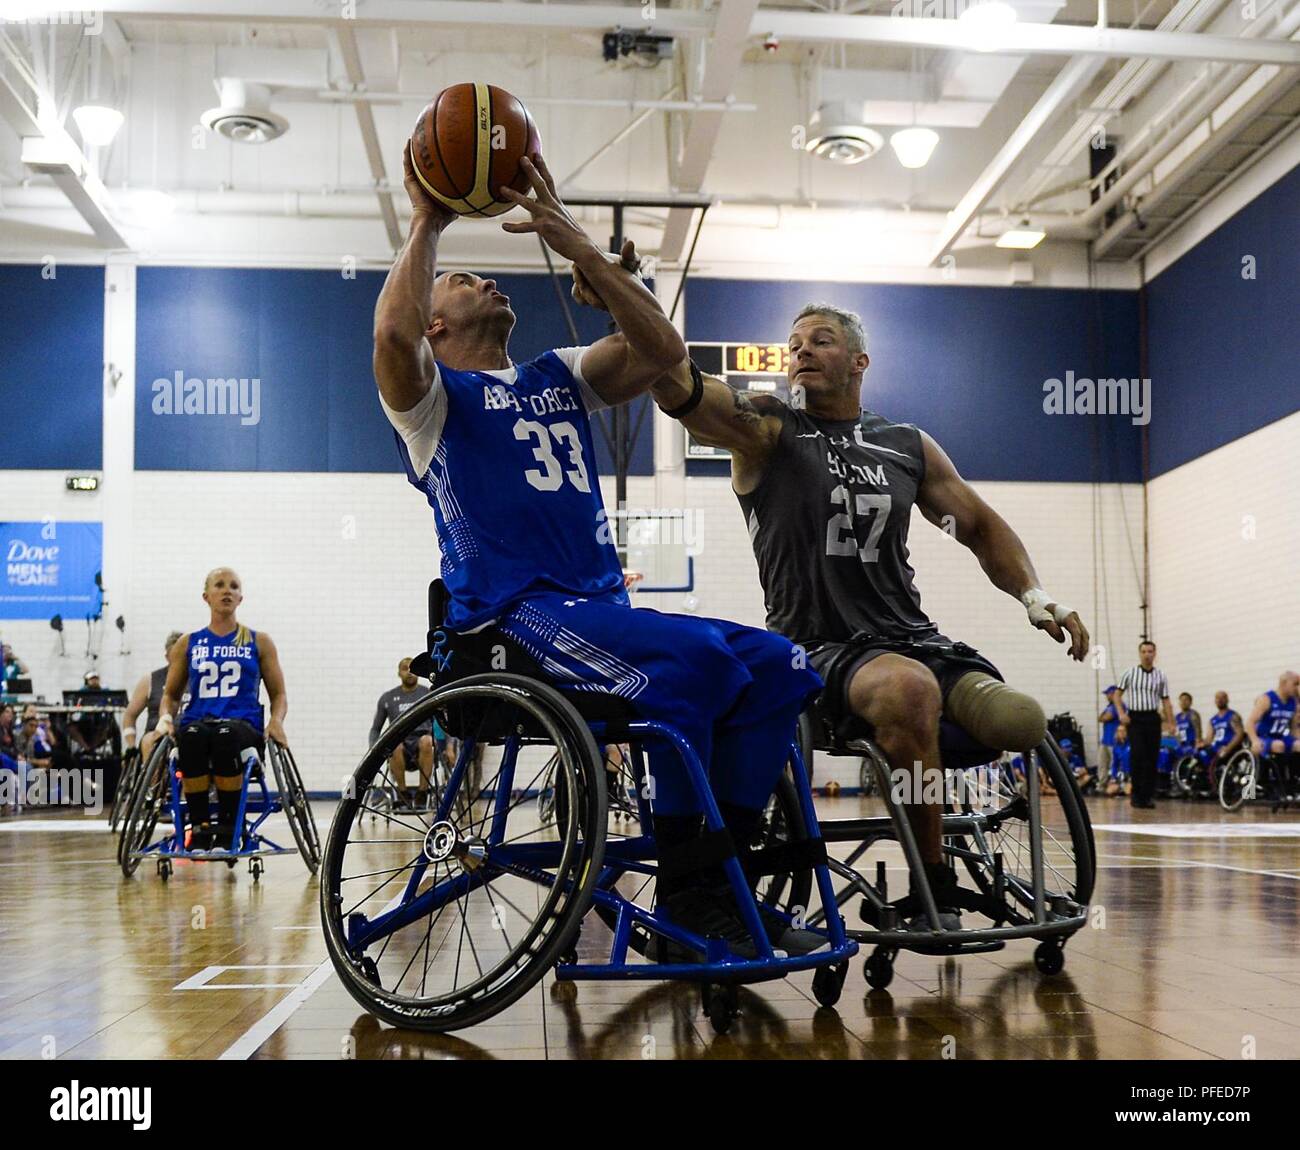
[3,796,1300,1061]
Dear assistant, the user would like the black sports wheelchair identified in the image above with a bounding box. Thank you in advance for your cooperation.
[320,584,1092,1033]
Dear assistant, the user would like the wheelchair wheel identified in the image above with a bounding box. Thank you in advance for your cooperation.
[321,674,606,1031]
[1218,749,1256,811]
[947,737,1094,920]
[119,736,173,877]
[535,752,559,825]
[109,747,143,832]
[267,740,321,874]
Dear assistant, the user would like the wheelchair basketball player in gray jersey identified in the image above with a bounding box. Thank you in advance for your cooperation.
[639,300,1092,928]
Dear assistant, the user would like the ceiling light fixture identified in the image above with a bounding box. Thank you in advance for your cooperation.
[890,127,940,169]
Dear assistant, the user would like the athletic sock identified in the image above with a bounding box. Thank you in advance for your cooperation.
[652,814,702,900]
[186,785,211,827]
[216,788,239,828]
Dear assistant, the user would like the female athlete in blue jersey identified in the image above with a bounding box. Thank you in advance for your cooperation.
[372,150,824,956]
[157,568,289,851]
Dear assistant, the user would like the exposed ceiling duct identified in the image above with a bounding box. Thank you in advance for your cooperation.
[804,101,886,165]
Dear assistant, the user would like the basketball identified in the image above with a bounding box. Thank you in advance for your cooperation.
[408,82,541,218]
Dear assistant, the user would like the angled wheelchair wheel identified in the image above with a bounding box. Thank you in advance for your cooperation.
[109,747,143,832]
[1172,754,1207,799]
[321,674,606,1031]
[119,736,173,878]
[1218,749,1256,811]
[946,738,1094,921]
[268,740,321,874]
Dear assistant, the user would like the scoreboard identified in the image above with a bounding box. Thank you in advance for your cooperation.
[685,342,794,460]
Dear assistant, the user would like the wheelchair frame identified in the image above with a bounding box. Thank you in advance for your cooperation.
[119,735,320,880]
[321,673,859,1034]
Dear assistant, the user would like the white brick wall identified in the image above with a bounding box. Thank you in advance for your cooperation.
[1148,411,1300,724]
[4,465,1145,790]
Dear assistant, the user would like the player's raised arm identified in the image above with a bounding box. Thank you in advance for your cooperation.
[499,156,684,403]
[373,150,456,412]
[650,358,783,483]
[916,431,1089,661]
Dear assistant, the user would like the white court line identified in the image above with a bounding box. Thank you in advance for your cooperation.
[217,960,336,1059]
[1092,822,1300,838]
[176,964,321,991]
[0,819,112,832]
[1096,851,1300,882]
[216,888,407,1060]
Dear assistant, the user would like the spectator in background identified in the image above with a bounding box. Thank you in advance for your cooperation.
[369,658,435,811]
[1098,685,1120,786]
[0,704,15,756]
[1114,641,1174,810]
[67,670,121,759]
[0,704,19,813]
[2,644,28,682]
[15,706,54,771]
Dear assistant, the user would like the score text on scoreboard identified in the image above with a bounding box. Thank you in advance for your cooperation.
[685,342,793,460]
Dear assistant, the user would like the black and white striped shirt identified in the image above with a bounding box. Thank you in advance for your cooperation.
[1118,665,1169,713]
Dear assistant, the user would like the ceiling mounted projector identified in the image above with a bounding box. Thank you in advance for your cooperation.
[804,101,884,165]
[200,79,288,144]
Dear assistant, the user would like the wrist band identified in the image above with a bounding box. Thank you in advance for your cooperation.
[1021,586,1073,626]
[662,359,704,420]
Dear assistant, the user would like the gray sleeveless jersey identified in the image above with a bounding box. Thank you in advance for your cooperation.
[736,406,937,647]
[147,665,189,730]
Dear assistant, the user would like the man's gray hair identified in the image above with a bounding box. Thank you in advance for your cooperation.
[793,303,868,355]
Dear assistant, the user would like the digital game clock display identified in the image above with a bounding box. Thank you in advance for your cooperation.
[685,343,793,460]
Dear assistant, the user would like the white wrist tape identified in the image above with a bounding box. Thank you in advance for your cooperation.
[1021,587,1073,627]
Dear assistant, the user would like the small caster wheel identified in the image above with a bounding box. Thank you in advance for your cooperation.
[250,857,264,882]
[864,950,894,990]
[1034,941,1065,975]
[226,857,238,869]
[703,983,738,1035]
[358,956,381,986]
[157,859,172,881]
[812,962,848,1007]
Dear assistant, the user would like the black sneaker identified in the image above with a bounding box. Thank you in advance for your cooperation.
[212,823,237,852]
[661,885,763,960]
[754,902,827,956]
[189,823,215,852]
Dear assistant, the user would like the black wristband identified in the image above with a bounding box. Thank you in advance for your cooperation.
[662,359,704,420]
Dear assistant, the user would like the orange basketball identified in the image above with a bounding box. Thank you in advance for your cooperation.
[409,82,541,219]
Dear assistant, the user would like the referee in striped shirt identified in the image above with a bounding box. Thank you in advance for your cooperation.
[1115,640,1175,809]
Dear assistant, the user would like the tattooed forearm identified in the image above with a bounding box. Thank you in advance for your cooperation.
[731,388,766,426]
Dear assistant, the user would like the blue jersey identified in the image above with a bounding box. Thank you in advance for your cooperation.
[392,349,626,631]
[1100,703,1119,746]
[1256,691,1297,741]
[1210,709,1239,749]
[1175,710,1197,748]
[181,627,263,731]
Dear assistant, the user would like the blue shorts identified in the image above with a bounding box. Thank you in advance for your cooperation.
[495,592,822,813]
[1260,733,1296,755]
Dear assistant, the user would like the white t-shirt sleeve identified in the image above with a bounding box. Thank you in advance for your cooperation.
[378,364,447,479]
[551,345,608,413]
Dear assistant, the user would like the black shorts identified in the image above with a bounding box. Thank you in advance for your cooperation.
[177,717,264,779]
[400,730,432,766]
[807,633,1003,723]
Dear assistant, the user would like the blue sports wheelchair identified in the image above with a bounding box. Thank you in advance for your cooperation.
[117,728,320,881]
[320,582,1091,1032]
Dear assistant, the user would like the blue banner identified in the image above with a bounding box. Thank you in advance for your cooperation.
[0,522,102,620]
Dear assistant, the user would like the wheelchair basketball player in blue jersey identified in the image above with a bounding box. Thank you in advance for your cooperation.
[156,568,289,851]
[1247,671,1300,799]
[371,149,824,956]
